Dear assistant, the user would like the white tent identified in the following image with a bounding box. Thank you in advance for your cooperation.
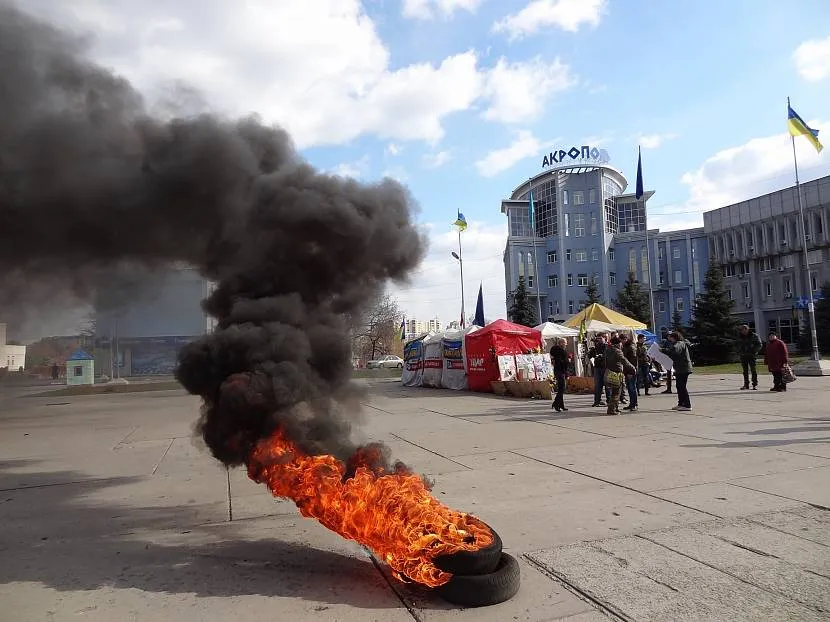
[534,322,578,347]
[440,325,480,390]
[421,332,445,388]
[401,332,431,387]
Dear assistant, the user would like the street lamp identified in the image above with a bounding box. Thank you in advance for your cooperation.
[451,251,465,327]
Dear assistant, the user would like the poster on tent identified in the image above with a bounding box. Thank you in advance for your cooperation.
[421,336,444,387]
[531,353,554,380]
[497,355,518,381]
[514,354,537,380]
[440,338,467,390]
[401,338,426,386]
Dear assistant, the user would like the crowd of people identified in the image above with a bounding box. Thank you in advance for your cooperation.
[550,324,791,415]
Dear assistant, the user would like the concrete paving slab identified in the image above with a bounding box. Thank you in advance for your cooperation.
[447,450,533,470]
[731,465,830,507]
[650,482,808,518]
[747,506,830,547]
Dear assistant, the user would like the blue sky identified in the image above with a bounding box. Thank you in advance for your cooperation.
[25,0,830,333]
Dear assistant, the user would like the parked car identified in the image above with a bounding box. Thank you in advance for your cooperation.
[366,355,404,369]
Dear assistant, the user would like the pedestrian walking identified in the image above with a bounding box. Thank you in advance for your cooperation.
[736,324,762,390]
[660,334,673,394]
[550,338,569,412]
[635,334,652,395]
[662,330,693,411]
[621,334,639,412]
[764,331,790,392]
[604,336,637,415]
[588,334,609,407]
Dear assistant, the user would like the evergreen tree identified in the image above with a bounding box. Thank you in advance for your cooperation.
[615,272,651,327]
[814,281,830,354]
[581,276,603,309]
[508,276,537,327]
[671,308,684,331]
[688,263,738,364]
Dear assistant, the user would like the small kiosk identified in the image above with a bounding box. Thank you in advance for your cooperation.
[66,350,95,386]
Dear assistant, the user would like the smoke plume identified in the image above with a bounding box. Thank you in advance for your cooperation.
[0,3,426,465]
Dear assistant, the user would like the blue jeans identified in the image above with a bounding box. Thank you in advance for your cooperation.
[626,375,638,408]
[593,368,608,404]
[638,364,652,392]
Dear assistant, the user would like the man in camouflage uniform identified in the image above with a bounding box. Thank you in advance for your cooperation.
[736,324,762,390]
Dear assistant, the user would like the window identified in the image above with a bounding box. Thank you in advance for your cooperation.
[764,280,772,298]
[574,213,585,237]
[567,273,573,286]
[727,288,734,301]
[575,249,587,262]
[658,247,664,260]
[564,213,571,237]
[779,318,798,343]
[674,270,682,284]
[547,250,557,263]
[693,261,700,290]
[568,300,574,314]
[589,189,597,204]
[780,223,788,245]
[562,190,569,205]
[591,248,599,261]
[577,274,589,286]
[548,301,554,317]
[658,272,664,285]
[676,298,685,311]
[73,365,83,377]
[628,249,637,274]
[811,272,818,292]
[807,249,822,264]
[722,264,736,277]
[528,275,534,288]
[658,300,666,312]
[673,247,681,259]
[783,278,791,295]
[641,247,650,285]
[610,272,616,285]
[780,254,795,269]
[742,282,750,299]
[566,249,572,261]
[760,257,774,272]
[609,248,615,261]
[590,214,598,235]
[573,191,585,205]
[548,275,558,287]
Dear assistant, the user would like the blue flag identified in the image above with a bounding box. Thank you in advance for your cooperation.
[528,188,535,223]
[473,283,485,327]
[635,147,644,200]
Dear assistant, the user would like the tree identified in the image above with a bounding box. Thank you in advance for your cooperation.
[352,293,402,362]
[508,277,537,327]
[814,281,830,354]
[581,276,602,309]
[671,308,684,331]
[615,272,651,327]
[688,263,738,365]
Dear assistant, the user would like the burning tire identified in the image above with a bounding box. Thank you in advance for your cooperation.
[433,522,502,575]
[435,552,521,608]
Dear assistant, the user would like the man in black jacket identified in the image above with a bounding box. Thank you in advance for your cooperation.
[736,324,762,390]
[549,338,569,412]
[588,334,609,407]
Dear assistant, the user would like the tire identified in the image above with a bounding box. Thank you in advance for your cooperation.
[435,552,521,608]
[397,363,403,369]
[433,524,502,575]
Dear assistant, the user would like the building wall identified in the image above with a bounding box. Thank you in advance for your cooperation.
[2,344,26,371]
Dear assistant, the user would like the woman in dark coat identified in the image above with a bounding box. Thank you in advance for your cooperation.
[764,331,789,392]
[550,338,569,412]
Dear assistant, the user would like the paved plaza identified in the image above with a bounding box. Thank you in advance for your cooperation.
[0,375,828,621]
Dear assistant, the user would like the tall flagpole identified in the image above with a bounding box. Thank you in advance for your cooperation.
[457,227,466,328]
[529,178,543,323]
[788,97,821,361]
[637,147,657,331]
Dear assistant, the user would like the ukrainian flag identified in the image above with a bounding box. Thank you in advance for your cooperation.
[788,103,823,153]
[454,211,468,231]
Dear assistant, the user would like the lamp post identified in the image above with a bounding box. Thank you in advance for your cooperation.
[451,251,465,327]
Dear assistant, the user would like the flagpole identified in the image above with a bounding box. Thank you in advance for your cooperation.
[457,227,466,328]
[637,147,657,331]
[529,178,543,323]
[788,97,821,361]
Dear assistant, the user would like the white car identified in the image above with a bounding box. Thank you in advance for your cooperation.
[366,355,404,369]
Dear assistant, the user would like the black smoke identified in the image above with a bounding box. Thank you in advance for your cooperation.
[0,3,426,466]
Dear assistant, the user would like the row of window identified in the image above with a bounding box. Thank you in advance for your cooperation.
[716,212,826,257]
[562,189,597,206]
[562,212,600,237]
[546,273,616,288]
[547,248,615,263]
[656,298,686,313]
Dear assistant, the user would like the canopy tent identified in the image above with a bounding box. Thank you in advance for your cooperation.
[534,322,578,340]
[636,329,658,345]
[420,332,445,388]
[401,332,431,387]
[464,320,543,392]
[564,303,647,330]
[440,325,480,390]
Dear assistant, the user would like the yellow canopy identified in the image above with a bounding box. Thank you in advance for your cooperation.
[564,303,647,329]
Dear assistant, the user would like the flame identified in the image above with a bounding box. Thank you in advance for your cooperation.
[246,429,494,587]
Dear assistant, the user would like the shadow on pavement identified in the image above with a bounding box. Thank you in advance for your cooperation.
[0,459,414,610]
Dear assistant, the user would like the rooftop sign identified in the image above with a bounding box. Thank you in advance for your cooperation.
[542,146,610,169]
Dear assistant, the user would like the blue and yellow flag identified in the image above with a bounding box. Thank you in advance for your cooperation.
[453,211,468,231]
[528,188,535,223]
[788,103,823,153]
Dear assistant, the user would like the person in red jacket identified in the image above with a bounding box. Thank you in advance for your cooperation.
[763,331,789,392]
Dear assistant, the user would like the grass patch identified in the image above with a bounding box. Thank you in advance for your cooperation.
[351,368,402,379]
[694,356,807,375]
[30,381,185,397]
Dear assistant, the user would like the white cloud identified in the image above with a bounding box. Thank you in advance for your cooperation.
[638,132,678,149]
[382,166,409,182]
[475,130,541,177]
[483,56,574,124]
[402,0,483,20]
[385,143,402,156]
[391,221,508,327]
[793,36,830,82]
[493,0,607,40]
[330,155,371,179]
[653,122,828,232]
[422,150,452,168]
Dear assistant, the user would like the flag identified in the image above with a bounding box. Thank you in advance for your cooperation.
[635,147,644,199]
[528,188,535,224]
[473,283,485,327]
[577,318,586,342]
[788,102,823,153]
[453,211,468,231]
[399,317,406,341]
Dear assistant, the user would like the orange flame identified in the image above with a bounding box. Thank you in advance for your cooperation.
[246,429,494,587]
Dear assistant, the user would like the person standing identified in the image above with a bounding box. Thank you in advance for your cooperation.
[662,330,693,411]
[621,335,639,412]
[550,338,569,412]
[604,336,637,415]
[764,331,789,392]
[588,334,608,407]
[736,324,762,390]
[635,334,652,396]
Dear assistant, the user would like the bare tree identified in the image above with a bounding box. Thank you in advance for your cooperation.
[352,293,402,362]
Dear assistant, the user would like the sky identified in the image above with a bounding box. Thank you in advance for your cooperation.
[17,0,830,334]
